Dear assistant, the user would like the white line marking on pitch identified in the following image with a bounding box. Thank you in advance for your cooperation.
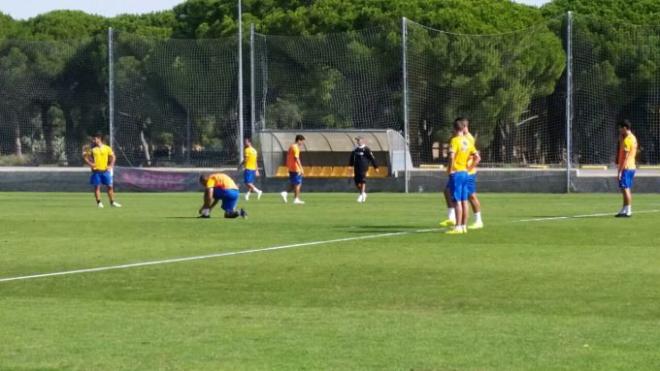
[0,228,440,283]
[4,208,659,283]
[515,209,660,223]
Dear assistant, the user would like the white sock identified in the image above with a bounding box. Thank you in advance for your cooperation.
[245,191,251,200]
[254,187,261,193]
[624,205,631,214]
[474,212,482,223]
[448,208,456,221]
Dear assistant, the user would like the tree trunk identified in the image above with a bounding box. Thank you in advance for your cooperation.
[64,108,77,165]
[140,129,151,166]
[12,112,22,158]
[42,104,54,163]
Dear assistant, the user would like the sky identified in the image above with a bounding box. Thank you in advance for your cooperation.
[0,0,552,20]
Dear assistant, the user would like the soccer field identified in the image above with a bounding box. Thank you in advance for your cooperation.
[1,192,659,370]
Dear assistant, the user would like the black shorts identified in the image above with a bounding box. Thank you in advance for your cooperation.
[354,172,367,185]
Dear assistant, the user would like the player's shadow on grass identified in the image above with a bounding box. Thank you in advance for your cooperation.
[165,216,205,219]
[338,225,423,234]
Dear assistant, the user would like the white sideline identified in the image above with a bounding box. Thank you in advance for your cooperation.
[0,228,439,283]
[515,209,660,223]
[3,208,660,283]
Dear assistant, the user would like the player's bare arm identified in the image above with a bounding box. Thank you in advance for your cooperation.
[468,152,481,172]
[447,152,455,174]
[296,157,304,175]
[108,153,116,169]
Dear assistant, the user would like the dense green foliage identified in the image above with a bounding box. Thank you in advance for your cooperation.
[0,0,657,165]
[1,192,660,369]
[542,0,660,164]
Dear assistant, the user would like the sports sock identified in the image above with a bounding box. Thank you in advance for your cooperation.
[474,212,482,223]
[448,207,456,221]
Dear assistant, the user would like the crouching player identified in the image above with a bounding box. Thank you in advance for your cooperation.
[198,173,247,219]
[446,120,479,235]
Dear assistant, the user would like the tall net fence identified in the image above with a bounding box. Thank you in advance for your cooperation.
[112,32,239,167]
[404,18,567,167]
[1,14,659,188]
[252,28,402,133]
[571,15,660,166]
[0,37,107,166]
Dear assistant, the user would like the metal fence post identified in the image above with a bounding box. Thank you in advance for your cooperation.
[402,17,410,194]
[250,23,256,139]
[565,11,573,193]
[108,27,115,148]
[237,0,244,164]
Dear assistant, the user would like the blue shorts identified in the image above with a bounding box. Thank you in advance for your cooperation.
[449,171,469,202]
[466,173,477,197]
[90,170,113,187]
[244,169,256,184]
[289,172,303,186]
[213,188,239,212]
[619,169,635,189]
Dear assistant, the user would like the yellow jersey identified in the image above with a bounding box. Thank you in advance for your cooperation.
[287,144,301,172]
[206,173,238,190]
[244,146,258,171]
[449,135,476,173]
[86,144,114,171]
[618,133,637,170]
[465,132,478,175]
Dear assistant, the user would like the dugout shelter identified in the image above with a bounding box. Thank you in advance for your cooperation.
[257,130,412,178]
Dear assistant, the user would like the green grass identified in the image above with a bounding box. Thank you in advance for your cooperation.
[1,192,660,370]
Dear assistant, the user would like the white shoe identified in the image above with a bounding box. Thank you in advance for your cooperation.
[357,194,363,203]
[293,198,305,205]
[257,190,263,200]
[245,193,250,201]
[111,201,122,208]
[362,193,367,202]
[280,191,288,203]
[97,202,104,208]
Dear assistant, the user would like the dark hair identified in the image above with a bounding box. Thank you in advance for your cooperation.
[618,119,632,130]
[199,174,207,183]
[453,119,466,132]
[295,134,306,142]
[93,132,104,139]
[454,117,469,125]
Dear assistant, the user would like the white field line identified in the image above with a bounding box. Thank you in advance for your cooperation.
[514,209,660,223]
[3,208,660,283]
[0,228,440,283]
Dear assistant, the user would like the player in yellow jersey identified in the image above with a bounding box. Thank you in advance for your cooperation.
[198,173,246,219]
[445,119,479,234]
[280,134,306,204]
[439,118,483,229]
[615,120,638,217]
[463,120,483,229]
[239,138,263,201]
[82,133,121,208]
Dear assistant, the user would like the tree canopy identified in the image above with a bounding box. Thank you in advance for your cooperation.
[0,0,657,166]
